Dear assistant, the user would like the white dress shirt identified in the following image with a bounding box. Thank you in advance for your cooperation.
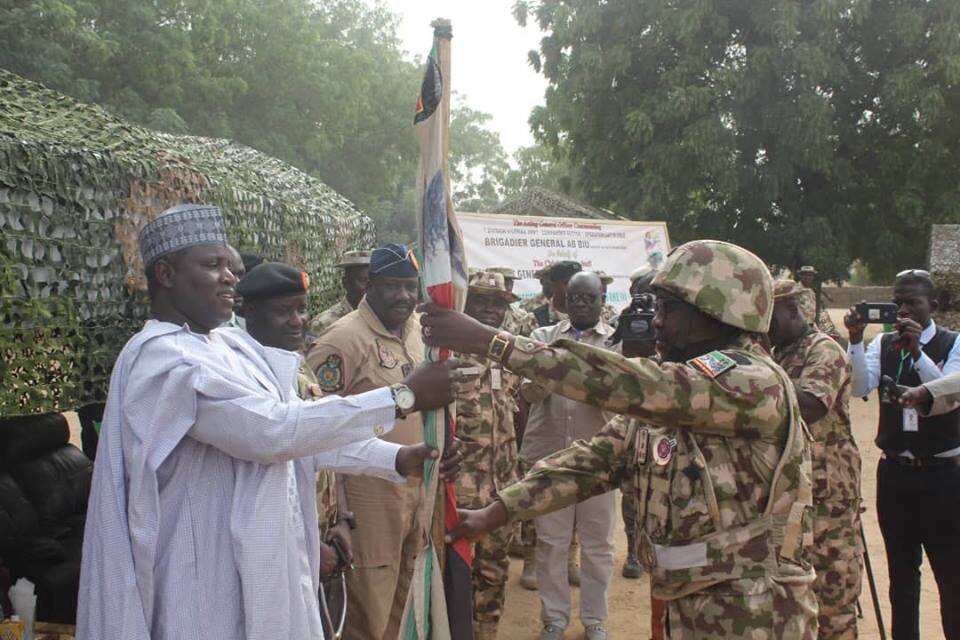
[847,319,960,457]
[78,321,401,640]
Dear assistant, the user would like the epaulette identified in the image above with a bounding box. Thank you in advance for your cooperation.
[687,350,738,378]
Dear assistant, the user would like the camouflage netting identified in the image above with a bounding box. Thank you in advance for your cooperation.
[928,224,960,330]
[0,69,375,416]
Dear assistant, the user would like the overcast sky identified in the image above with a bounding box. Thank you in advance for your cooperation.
[381,0,549,154]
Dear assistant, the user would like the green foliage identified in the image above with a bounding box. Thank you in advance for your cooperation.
[0,70,374,416]
[0,0,513,244]
[518,0,960,282]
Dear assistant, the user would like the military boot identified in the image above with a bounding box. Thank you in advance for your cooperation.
[519,547,538,590]
[622,529,642,579]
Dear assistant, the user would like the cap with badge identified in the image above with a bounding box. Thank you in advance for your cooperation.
[236,262,310,300]
[336,250,372,269]
[139,203,228,269]
[369,243,420,279]
[468,270,520,303]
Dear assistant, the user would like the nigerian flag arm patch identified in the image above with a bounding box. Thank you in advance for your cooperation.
[687,351,738,378]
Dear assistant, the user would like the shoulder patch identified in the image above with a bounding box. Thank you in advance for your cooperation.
[317,354,345,392]
[687,350,738,378]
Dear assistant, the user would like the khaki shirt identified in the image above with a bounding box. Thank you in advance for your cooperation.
[520,319,619,462]
[305,298,424,445]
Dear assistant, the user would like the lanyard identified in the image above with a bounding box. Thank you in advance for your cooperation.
[894,349,911,383]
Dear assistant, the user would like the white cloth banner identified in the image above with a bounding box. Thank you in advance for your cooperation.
[458,212,670,311]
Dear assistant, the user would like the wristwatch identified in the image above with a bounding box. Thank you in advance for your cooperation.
[390,383,416,417]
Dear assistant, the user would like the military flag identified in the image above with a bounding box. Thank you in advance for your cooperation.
[400,18,472,640]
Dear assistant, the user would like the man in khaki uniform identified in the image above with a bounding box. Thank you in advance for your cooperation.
[309,249,371,339]
[306,244,426,640]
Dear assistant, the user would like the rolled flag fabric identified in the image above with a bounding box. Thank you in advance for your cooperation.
[399,18,472,640]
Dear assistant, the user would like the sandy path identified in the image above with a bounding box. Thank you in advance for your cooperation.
[497,312,946,639]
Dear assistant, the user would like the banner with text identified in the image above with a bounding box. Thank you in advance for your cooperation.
[459,212,670,311]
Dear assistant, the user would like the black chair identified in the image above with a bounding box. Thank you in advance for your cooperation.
[0,412,92,624]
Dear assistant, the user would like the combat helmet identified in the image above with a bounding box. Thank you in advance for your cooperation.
[651,239,773,332]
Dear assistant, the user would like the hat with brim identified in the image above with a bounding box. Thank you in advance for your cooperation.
[594,270,614,286]
[488,266,517,280]
[468,271,520,303]
[798,265,817,275]
[773,278,805,300]
[336,250,372,269]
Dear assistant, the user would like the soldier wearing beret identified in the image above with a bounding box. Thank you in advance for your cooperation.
[770,279,862,639]
[421,240,817,639]
[309,250,371,339]
[305,243,430,640]
[237,261,354,580]
[456,270,523,640]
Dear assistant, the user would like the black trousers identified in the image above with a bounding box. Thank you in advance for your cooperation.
[877,457,960,640]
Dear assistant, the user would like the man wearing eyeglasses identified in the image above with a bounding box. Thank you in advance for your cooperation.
[520,271,619,640]
[843,268,960,640]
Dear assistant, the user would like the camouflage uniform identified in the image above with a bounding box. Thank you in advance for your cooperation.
[487,240,818,639]
[773,324,862,639]
[296,364,337,531]
[455,352,521,635]
[520,293,547,314]
[798,285,842,342]
[309,297,354,339]
[503,304,538,337]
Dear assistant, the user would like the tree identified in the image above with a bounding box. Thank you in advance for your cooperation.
[515,0,960,281]
[0,0,510,243]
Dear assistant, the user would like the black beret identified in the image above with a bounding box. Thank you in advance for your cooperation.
[549,260,583,283]
[370,243,420,278]
[236,262,309,299]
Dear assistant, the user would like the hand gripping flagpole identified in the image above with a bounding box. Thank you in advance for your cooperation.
[400,19,473,640]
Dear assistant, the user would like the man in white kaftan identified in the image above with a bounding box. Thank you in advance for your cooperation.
[77,205,457,640]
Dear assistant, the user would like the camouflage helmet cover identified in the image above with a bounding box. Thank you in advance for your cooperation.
[651,239,773,332]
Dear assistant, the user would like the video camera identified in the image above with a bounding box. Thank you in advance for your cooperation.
[609,292,656,346]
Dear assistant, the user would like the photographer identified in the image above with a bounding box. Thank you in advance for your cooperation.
[843,268,960,640]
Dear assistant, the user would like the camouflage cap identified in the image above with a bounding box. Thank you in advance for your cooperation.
[798,265,817,275]
[773,279,805,300]
[593,270,614,285]
[652,239,773,332]
[488,266,517,280]
[468,270,520,303]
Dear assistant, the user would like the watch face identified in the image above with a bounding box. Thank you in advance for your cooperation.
[397,387,416,410]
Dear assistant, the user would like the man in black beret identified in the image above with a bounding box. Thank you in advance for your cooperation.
[238,262,462,588]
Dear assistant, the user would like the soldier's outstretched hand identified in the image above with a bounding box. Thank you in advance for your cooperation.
[419,302,499,355]
[444,501,509,542]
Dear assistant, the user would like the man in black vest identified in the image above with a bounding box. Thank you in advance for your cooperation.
[844,269,960,640]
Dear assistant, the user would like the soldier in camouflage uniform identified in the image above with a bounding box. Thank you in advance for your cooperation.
[594,270,619,326]
[489,266,539,337]
[420,239,818,639]
[520,265,553,314]
[457,270,523,640]
[770,280,862,639]
[308,249,371,339]
[796,266,842,342]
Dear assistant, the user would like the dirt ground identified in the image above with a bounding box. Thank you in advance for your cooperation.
[496,311,947,640]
